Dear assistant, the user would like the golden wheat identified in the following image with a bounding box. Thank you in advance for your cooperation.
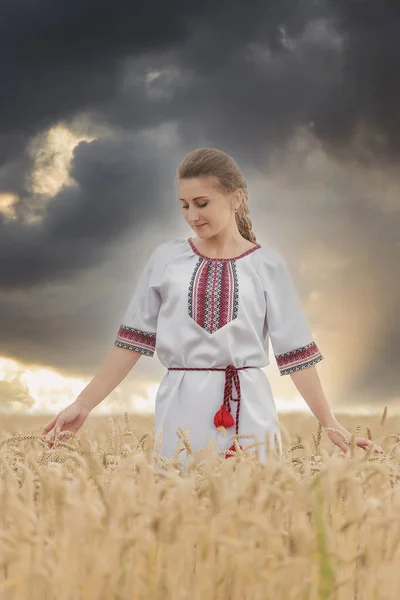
[0,409,399,599]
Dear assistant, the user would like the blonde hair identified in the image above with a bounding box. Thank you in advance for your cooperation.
[176,148,257,243]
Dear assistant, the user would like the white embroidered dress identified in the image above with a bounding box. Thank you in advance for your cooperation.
[115,237,323,462]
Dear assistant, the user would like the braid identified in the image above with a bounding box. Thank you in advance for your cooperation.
[236,200,257,244]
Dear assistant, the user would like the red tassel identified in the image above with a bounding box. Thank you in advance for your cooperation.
[225,443,243,459]
[213,404,235,429]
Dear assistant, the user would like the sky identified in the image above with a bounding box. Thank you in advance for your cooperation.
[0,0,399,417]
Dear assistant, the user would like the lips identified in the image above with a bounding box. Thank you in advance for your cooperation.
[195,224,206,228]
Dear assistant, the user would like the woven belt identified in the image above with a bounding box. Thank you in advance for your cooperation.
[167,364,256,458]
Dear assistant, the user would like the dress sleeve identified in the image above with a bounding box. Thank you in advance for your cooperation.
[114,245,162,357]
[263,249,324,375]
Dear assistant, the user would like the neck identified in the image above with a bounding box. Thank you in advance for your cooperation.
[199,230,245,252]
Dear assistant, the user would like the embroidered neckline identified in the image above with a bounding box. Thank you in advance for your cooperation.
[187,237,261,261]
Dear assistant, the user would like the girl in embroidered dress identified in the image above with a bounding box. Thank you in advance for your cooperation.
[42,148,383,461]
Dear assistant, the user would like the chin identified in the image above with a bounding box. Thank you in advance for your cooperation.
[194,226,209,235]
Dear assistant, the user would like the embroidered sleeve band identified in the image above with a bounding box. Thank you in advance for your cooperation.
[276,341,323,375]
[114,324,156,357]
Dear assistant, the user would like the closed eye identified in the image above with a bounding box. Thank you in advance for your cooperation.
[182,203,208,209]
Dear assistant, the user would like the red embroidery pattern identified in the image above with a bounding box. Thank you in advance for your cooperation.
[115,324,156,356]
[188,258,238,333]
[276,341,323,375]
[188,238,261,262]
[187,238,261,334]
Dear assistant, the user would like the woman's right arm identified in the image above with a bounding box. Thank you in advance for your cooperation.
[75,345,143,412]
[41,346,142,439]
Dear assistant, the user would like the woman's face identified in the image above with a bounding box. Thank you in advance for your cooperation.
[178,176,237,238]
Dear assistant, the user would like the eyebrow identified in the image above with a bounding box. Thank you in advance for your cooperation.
[179,196,210,202]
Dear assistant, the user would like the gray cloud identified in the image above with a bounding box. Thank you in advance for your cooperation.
[0,1,399,158]
[0,134,173,288]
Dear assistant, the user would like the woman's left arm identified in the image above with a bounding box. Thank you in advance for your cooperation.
[290,366,384,454]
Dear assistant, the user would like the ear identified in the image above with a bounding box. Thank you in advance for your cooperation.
[234,190,244,210]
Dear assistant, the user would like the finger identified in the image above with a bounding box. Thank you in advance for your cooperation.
[373,444,384,454]
[355,437,369,449]
[357,438,384,454]
[358,437,377,450]
[55,418,65,431]
[41,416,58,435]
[336,439,349,454]
[369,440,384,453]
[49,419,65,441]
[43,437,55,449]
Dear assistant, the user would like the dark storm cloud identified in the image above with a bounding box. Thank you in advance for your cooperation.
[0,134,172,287]
[0,0,189,136]
[330,1,400,156]
[1,0,399,159]
[195,0,399,164]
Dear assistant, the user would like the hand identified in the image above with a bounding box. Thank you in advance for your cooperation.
[323,419,384,455]
[41,400,90,448]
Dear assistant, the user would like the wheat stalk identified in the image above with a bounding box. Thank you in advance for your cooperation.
[380,405,388,426]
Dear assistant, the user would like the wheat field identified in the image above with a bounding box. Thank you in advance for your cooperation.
[0,409,399,600]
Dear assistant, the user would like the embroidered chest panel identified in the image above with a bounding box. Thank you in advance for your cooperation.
[188,258,239,334]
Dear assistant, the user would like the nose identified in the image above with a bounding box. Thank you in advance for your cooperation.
[187,207,201,224]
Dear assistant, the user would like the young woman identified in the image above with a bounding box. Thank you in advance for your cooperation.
[42,148,383,461]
